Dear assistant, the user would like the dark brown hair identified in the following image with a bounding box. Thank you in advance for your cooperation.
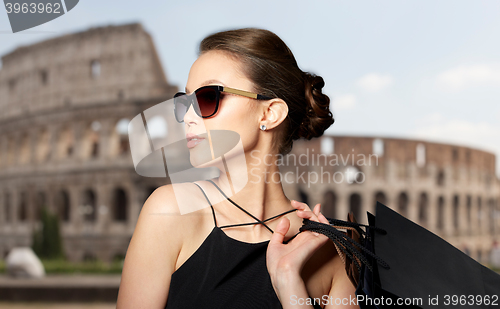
[199,28,335,155]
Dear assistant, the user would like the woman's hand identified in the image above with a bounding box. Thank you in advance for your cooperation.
[266,200,331,307]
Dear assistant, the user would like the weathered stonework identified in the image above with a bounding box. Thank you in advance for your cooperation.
[282,136,499,264]
[0,23,177,262]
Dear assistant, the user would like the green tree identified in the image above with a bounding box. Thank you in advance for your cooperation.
[32,207,64,259]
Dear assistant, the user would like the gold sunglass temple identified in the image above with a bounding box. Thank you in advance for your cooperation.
[222,86,272,100]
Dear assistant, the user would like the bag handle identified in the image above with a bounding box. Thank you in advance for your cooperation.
[300,212,390,287]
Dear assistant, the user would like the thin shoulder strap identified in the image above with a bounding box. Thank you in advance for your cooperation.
[193,182,217,227]
[216,209,298,233]
[206,179,273,233]
[206,179,297,234]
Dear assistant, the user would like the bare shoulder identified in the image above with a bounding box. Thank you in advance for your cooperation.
[117,183,204,308]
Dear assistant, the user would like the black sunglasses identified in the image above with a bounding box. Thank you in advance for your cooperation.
[173,85,272,123]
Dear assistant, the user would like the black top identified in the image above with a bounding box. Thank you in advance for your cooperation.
[165,180,323,309]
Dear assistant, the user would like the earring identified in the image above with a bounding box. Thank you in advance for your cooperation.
[260,124,267,131]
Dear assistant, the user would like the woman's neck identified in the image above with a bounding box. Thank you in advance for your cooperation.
[212,149,291,225]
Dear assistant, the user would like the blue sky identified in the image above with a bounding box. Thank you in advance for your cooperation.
[1,0,500,177]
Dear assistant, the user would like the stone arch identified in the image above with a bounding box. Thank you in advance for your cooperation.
[372,138,384,156]
[418,192,428,225]
[452,148,459,161]
[57,125,74,159]
[416,143,426,167]
[477,196,482,228]
[118,89,125,100]
[322,190,336,219]
[147,115,168,141]
[36,127,50,163]
[374,191,387,206]
[82,189,97,222]
[6,135,16,165]
[83,121,101,159]
[55,190,70,222]
[437,196,445,231]
[398,192,409,217]
[436,169,445,187]
[453,195,460,231]
[497,198,500,232]
[90,59,101,79]
[113,188,128,222]
[40,69,48,85]
[19,132,30,164]
[349,193,362,220]
[35,191,46,221]
[321,137,334,155]
[466,195,472,231]
[19,191,28,222]
[110,118,130,157]
[0,136,3,168]
[488,198,495,234]
[4,191,11,222]
[298,188,309,206]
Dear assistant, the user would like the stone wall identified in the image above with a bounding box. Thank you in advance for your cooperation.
[282,136,500,263]
[0,23,177,262]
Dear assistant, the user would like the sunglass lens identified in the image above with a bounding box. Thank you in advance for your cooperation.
[196,87,218,117]
[174,95,188,122]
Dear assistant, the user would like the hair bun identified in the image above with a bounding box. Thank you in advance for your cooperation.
[295,73,335,140]
[199,28,335,155]
[309,74,325,91]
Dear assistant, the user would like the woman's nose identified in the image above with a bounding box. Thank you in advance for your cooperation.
[183,102,200,124]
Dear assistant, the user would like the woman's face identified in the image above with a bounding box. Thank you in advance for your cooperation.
[184,50,262,168]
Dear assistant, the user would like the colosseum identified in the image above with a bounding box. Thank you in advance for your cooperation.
[0,23,499,264]
[286,136,500,264]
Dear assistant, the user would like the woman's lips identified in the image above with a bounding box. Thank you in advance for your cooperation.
[187,137,205,149]
[186,133,207,149]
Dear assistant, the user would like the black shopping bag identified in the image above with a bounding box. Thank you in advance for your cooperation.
[301,201,500,309]
[372,201,500,308]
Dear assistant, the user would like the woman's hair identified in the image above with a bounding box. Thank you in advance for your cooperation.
[199,28,335,155]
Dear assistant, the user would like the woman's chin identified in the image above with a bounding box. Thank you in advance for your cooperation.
[189,156,221,169]
[188,142,217,168]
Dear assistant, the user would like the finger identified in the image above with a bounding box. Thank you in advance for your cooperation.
[297,204,320,220]
[314,204,329,224]
[269,217,290,245]
[313,204,320,216]
[318,211,329,224]
[296,210,319,222]
[291,200,311,212]
[296,210,313,217]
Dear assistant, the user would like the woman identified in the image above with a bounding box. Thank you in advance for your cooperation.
[117,28,357,309]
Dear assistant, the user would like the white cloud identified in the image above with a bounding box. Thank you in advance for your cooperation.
[413,119,499,146]
[332,94,357,111]
[357,73,394,92]
[436,64,500,90]
[411,114,500,177]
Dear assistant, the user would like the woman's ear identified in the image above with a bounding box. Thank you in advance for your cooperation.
[260,98,289,129]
